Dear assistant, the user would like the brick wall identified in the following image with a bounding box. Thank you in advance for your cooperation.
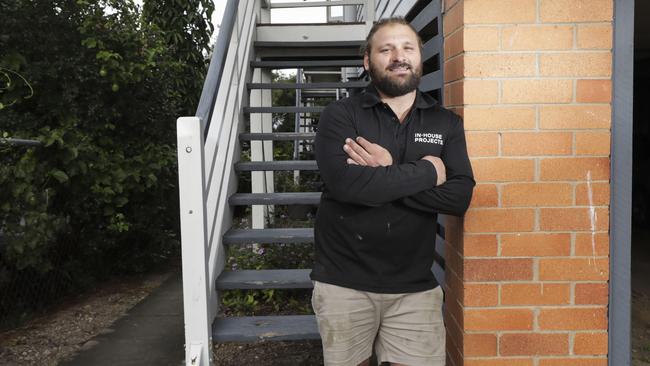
[441,1,612,365]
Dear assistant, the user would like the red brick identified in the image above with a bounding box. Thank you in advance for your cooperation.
[574,332,608,355]
[539,207,609,231]
[502,183,573,207]
[465,132,499,157]
[465,0,537,24]
[575,182,610,206]
[445,80,463,107]
[500,233,571,256]
[540,53,612,77]
[539,258,609,281]
[502,132,573,156]
[443,0,463,36]
[502,25,573,51]
[465,308,534,331]
[444,27,464,60]
[501,283,570,305]
[575,131,611,156]
[539,359,607,366]
[464,284,499,306]
[540,0,613,22]
[464,333,497,357]
[540,105,611,129]
[464,234,498,256]
[465,79,500,104]
[577,25,613,49]
[576,79,612,103]
[465,54,537,78]
[465,258,533,281]
[465,27,500,51]
[575,283,609,305]
[469,184,499,208]
[500,333,569,356]
[464,107,536,131]
[472,158,535,182]
[466,360,533,366]
[444,55,464,83]
[502,79,573,104]
[575,232,609,256]
[538,307,608,330]
[540,157,610,181]
[465,208,536,233]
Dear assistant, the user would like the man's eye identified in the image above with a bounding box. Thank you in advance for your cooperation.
[380,49,389,53]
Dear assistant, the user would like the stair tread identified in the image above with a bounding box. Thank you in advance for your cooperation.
[235,160,318,171]
[223,228,314,244]
[216,269,312,289]
[243,106,325,113]
[251,60,363,68]
[213,315,319,342]
[230,192,321,205]
[247,81,367,89]
[239,132,316,141]
[255,40,363,48]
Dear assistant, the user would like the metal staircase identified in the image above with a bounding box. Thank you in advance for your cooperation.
[176,0,444,364]
[177,1,373,364]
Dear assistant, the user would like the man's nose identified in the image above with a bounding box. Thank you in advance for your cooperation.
[391,48,407,62]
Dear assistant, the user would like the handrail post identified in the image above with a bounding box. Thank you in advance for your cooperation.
[365,0,375,31]
[177,116,212,366]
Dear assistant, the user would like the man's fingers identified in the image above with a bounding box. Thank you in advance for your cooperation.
[343,143,367,165]
[355,136,374,151]
[347,158,359,165]
[346,138,373,161]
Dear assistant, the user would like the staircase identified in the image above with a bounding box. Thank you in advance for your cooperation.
[177,1,374,365]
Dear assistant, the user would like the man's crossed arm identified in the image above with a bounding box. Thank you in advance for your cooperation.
[343,136,447,186]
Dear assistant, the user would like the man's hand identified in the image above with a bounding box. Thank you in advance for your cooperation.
[421,155,446,186]
[343,137,393,167]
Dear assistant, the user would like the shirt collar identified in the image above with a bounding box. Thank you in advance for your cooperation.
[361,84,437,109]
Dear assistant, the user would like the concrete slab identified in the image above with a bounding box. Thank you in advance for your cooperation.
[61,273,185,366]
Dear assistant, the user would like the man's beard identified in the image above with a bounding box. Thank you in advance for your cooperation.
[367,59,422,97]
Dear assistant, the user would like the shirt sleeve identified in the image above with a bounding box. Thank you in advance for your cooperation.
[315,102,438,207]
[400,113,475,216]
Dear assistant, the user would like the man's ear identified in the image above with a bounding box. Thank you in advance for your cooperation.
[363,52,369,71]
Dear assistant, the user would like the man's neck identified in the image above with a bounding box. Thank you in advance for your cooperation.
[377,89,417,123]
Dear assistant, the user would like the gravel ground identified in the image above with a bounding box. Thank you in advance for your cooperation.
[0,271,170,366]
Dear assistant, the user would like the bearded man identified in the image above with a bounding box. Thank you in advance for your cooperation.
[310,17,475,366]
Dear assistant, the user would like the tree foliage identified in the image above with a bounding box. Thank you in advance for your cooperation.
[0,0,213,314]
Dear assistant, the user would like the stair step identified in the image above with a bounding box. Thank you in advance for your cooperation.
[247,81,367,89]
[243,106,325,114]
[223,228,314,244]
[235,160,318,171]
[239,132,316,141]
[230,192,321,205]
[255,41,363,48]
[213,315,319,342]
[216,269,312,289]
[251,60,363,68]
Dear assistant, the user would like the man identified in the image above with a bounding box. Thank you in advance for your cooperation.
[310,17,475,366]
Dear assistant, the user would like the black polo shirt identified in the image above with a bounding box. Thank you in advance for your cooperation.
[310,85,475,293]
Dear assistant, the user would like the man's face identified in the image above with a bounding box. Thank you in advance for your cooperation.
[364,24,422,98]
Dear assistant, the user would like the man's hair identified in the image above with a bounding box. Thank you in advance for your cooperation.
[361,17,423,57]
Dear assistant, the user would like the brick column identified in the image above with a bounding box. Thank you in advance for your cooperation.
[442,1,613,365]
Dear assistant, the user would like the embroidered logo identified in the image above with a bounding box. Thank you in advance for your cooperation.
[414,132,444,145]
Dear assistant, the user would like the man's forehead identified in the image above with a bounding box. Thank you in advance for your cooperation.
[371,24,419,46]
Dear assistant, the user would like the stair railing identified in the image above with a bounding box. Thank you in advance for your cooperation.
[177,0,259,364]
[177,1,376,365]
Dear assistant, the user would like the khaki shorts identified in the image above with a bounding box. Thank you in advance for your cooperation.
[311,281,445,366]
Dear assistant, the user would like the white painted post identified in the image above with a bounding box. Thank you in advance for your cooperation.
[365,0,375,31]
[177,117,212,366]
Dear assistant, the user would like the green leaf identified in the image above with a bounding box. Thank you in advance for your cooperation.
[50,169,69,183]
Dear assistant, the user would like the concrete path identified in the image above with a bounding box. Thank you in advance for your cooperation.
[61,273,185,366]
